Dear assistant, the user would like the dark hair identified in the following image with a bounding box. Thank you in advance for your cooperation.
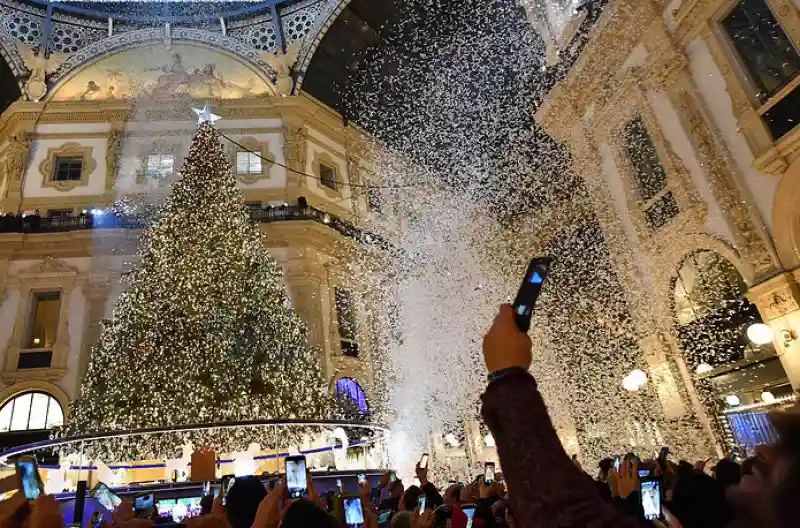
[200,494,214,515]
[282,498,341,528]
[225,476,267,528]
[713,458,742,488]
[668,473,732,528]
[402,485,423,511]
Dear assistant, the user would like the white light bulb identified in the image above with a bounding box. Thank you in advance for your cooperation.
[747,323,774,345]
[725,395,741,406]
[761,391,776,404]
[695,363,713,374]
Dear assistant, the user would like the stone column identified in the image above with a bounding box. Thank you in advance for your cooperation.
[748,271,800,390]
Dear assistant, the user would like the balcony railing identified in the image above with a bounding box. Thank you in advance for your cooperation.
[0,206,394,252]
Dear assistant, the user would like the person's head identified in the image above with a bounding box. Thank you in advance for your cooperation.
[391,510,413,528]
[598,458,613,481]
[224,476,267,528]
[667,472,732,528]
[388,479,404,499]
[727,407,800,527]
[281,498,340,528]
[199,494,213,515]
[713,458,742,488]
[444,484,462,506]
[400,485,423,512]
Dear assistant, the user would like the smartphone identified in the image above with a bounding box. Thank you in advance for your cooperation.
[202,481,211,496]
[484,462,496,484]
[640,478,662,520]
[133,492,154,515]
[343,496,364,525]
[90,511,105,528]
[336,479,344,493]
[91,482,122,511]
[418,495,426,514]
[377,510,392,524]
[357,473,367,486]
[211,484,221,498]
[221,475,235,505]
[419,453,429,469]
[285,455,307,499]
[389,470,397,483]
[15,457,43,500]
[511,257,553,332]
[614,455,621,472]
[638,469,651,478]
[462,504,477,528]
[658,446,669,460]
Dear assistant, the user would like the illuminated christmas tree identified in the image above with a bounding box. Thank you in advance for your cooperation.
[67,121,332,443]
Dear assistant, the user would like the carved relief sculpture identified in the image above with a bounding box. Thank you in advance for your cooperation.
[4,131,31,187]
[15,40,70,102]
[262,39,303,96]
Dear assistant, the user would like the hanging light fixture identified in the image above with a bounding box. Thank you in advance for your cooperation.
[695,363,713,374]
[725,395,741,407]
[747,323,774,346]
[761,391,776,404]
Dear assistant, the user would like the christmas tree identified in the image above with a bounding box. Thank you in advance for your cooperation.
[67,121,333,452]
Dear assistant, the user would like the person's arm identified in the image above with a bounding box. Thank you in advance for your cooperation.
[416,463,443,509]
[481,305,638,528]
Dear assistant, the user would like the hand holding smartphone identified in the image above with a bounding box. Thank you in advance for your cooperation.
[640,477,662,521]
[91,482,122,511]
[511,257,552,332]
[484,462,496,484]
[285,455,307,499]
[15,457,43,501]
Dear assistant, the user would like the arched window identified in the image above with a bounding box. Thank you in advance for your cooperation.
[335,378,369,416]
[0,392,64,432]
[673,250,746,326]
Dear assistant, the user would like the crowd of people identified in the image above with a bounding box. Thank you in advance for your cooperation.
[1,304,800,527]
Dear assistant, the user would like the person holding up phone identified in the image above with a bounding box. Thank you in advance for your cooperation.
[481,303,638,528]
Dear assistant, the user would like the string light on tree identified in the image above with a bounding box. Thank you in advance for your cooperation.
[66,120,337,460]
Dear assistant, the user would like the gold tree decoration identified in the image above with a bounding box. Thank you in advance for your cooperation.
[66,122,335,460]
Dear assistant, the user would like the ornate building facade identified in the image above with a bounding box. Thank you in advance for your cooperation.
[535,0,800,455]
[0,0,385,451]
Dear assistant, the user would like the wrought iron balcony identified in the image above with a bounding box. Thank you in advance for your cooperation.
[0,205,393,252]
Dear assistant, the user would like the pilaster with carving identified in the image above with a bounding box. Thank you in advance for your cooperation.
[669,79,777,278]
[3,130,31,206]
[104,125,123,203]
[281,120,308,203]
[283,257,331,378]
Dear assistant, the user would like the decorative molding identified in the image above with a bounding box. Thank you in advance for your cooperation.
[17,255,80,278]
[38,142,96,192]
[105,127,122,192]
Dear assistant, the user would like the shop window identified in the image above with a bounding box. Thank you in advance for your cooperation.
[722,0,800,103]
[0,392,64,432]
[236,151,262,175]
[335,288,358,357]
[52,157,83,182]
[623,117,678,230]
[320,163,337,190]
[25,291,61,350]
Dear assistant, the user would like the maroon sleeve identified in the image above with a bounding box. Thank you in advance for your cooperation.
[481,372,638,528]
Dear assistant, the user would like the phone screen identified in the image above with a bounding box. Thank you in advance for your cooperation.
[484,463,495,484]
[463,505,477,528]
[343,497,364,525]
[337,479,344,493]
[640,480,661,520]
[418,495,426,514]
[285,456,307,498]
[92,483,122,511]
[420,454,429,469]
[221,475,235,505]
[357,473,367,486]
[134,493,154,513]
[16,459,42,500]
[389,471,397,483]
[614,456,621,472]
[638,469,651,478]
[512,257,552,332]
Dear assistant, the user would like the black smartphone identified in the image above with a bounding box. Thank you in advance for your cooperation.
[91,482,122,511]
[90,511,105,528]
[640,477,662,520]
[15,457,43,500]
[133,492,154,516]
[285,455,307,499]
[658,446,669,460]
[512,257,553,332]
[419,453,429,469]
[221,475,236,505]
[484,462,496,484]
[614,455,621,472]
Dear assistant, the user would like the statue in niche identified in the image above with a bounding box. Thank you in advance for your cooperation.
[262,39,303,96]
[15,40,69,102]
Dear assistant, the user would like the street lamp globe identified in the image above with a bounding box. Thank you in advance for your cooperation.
[747,323,774,345]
